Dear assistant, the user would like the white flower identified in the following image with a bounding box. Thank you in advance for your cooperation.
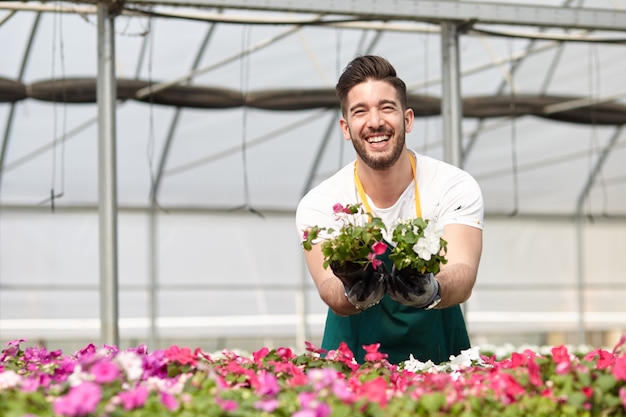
[67,364,92,386]
[448,346,483,370]
[0,370,21,390]
[411,220,443,260]
[115,351,144,381]
[402,354,436,373]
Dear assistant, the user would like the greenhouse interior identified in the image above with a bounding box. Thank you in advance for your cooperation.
[1,0,625,356]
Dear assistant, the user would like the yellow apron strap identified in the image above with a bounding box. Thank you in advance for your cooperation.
[354,153,422,218]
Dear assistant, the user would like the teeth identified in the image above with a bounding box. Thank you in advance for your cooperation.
[368,135,389,143]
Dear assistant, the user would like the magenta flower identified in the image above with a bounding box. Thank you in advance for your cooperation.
[332,203,351,214]
[159,391,179,412]
[91,360,120,383]
[53,382,102,417]
[118,385,149,411]
[253,370,280,396]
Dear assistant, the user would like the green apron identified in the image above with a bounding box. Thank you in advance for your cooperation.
[320,253,470,365]
[325,153,470,364]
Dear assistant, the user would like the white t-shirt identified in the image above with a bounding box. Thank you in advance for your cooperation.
[296,150,484,243]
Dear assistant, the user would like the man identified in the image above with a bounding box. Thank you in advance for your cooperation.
[296,55,483,364]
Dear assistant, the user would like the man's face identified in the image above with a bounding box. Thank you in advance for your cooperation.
[340,79,414,171]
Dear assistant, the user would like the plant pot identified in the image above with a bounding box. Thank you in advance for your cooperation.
[388,266,437,307]
[329,260,370,288]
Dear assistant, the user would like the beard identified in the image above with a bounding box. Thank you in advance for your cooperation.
[350,127,406,171]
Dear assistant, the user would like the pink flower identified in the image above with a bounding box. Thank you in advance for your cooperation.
[304,341,327,355]
[255,398,279,412]
[253,371,280,397]
[53,382,102,417]
[372,241,387,255]
[368,252,383,270]
[215,397,238,412]
[160,391,179,412]
[253,347,270,364]
[619,387,626,410]
[612,355,626,381]
[551,345,572,374]
[584,349,615,369]
[118,385,149,411]
[358,376,389,407]
[363,343,388,363]
[164,345,197,366]
[91,360,120,383]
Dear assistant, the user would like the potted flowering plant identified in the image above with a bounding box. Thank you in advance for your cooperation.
[386,218,448,308]
[301,203,387,272]
[388,217,448,274]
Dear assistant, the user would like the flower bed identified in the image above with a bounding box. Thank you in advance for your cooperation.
[1,337,625,416]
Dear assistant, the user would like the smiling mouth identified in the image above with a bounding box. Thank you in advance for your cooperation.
[366,135,390,144]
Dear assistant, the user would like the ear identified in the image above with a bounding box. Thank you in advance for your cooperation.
[404,108,415,133]
[339,117,351,141]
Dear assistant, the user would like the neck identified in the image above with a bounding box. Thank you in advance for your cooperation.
[356,150,414,209]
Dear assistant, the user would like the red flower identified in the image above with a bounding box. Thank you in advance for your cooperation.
[164,345,197,366]
[581,386,594,399]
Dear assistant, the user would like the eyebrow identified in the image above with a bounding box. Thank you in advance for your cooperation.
[348,99,398,113]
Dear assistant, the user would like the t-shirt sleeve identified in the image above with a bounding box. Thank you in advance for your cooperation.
[436,170,484,230]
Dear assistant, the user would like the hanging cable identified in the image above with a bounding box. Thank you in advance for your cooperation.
[585,43,606,220]
[144,17,167,212]
[230,24,263,218]
[507,38,519,217]
[40,4,66,211]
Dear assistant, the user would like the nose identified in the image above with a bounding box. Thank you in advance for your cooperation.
[366,109,383,129]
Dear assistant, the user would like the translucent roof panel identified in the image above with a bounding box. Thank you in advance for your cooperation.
[1,0,625,217]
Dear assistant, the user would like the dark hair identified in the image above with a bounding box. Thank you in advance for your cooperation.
[335,55,408,116]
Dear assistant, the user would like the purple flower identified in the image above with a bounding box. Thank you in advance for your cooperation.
[53,382,102,417]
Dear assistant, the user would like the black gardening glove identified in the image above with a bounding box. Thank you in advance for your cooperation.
[387,267,441,309]
[330,261,387,311]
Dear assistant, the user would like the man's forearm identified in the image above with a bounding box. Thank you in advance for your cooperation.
[434,262,477,308]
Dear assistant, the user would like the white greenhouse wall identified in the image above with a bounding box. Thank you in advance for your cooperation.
[1,209,625,352]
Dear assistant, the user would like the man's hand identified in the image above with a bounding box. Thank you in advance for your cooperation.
[330,261,387,311]
[387,268,440,309]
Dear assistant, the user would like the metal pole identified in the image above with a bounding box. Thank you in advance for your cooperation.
[440,22,463,168]
[97,1,120,347]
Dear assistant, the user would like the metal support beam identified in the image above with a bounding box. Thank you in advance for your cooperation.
[122,0,626,32]
[97,1,120,347]
[440,22,463,168]
[574,126,623,345]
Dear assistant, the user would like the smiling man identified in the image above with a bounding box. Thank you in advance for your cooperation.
[296,55,484,364]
